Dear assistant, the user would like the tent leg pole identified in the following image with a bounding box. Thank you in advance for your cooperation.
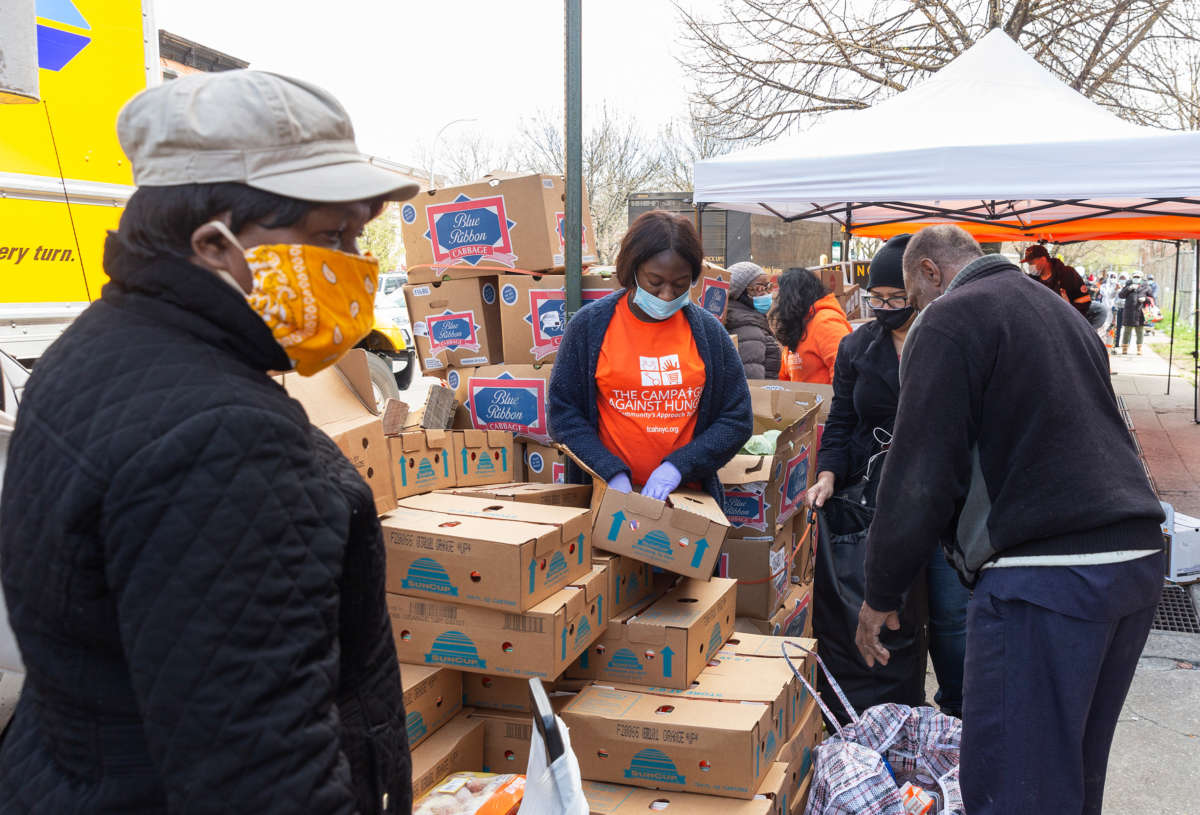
[1193,240,1199,423]
[1168,241,1181,396]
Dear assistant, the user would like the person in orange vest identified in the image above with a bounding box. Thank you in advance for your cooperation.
[771,267,852,384]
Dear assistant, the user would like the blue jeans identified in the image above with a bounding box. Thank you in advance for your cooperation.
[927,546,968,715]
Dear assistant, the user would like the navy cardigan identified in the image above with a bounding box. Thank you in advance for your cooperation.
[548,290,753,504]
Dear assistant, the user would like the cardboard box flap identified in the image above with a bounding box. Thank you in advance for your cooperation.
[458,429,490,448]
[401,430,452,452]
[623,491,668,521]
[567,685,767,731]
[718,455,772,484]
[398,493,589,554]
[381,506,557,547]
[571,565,607,606]
[633,577,736,629]
[279,349,380,425]
[671,491,731,527]
[529,582,586,621]
[719,633,818,659]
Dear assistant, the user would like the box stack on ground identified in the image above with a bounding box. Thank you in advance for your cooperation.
[274,212,830,808]
[395,373,829,811]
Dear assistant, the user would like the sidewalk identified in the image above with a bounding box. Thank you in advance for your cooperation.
[1108,344,1200,516]
[1104,343,1200,814]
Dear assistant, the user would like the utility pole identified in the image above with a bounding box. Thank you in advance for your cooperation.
[564,0,583,319]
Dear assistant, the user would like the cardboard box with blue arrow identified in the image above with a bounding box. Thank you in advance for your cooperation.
[561,680,778,799]
[387,564,607,680]
[565,576,736,690]
[590,487,731,581]
[451,429,515,486]
[382,493,591,612]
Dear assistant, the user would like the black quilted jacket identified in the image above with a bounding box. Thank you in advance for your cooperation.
[0,244,410,813]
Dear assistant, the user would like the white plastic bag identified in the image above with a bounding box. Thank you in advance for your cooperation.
[517,714,588,815]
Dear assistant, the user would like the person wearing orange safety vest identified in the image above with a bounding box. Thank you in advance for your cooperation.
[1021,245,1091,318]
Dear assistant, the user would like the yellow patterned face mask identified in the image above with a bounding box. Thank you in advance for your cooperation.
[207,221,379,376]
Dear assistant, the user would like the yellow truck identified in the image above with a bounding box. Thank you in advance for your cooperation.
[1,1,413,399]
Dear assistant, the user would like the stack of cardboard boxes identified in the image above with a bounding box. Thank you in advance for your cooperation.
[383,387,825,810]
[399,172,608,486]
[718,384,824,639]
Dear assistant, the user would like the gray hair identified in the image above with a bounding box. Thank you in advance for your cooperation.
[902,225,983,280]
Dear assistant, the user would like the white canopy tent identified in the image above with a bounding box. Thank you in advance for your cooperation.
[693,30,1200,243]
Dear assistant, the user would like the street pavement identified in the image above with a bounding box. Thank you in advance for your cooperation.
[1105,345,1200,813]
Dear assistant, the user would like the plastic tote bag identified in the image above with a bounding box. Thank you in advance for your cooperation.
[518,679,588,815]
[781,642,964,815]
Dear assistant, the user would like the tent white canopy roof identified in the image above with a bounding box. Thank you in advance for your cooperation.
[692,30,1200,241]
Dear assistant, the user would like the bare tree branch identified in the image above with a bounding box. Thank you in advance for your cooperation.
[677,0,1200,142]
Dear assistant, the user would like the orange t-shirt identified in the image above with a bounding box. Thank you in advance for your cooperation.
[596,297,707,486]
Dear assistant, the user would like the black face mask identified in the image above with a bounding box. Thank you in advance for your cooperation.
[873,306,915,331]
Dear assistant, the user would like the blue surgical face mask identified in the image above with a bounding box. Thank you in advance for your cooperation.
[752,293,773,314]
[633,284,690,321]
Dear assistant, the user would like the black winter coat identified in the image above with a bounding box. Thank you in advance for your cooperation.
[1120,282,1153,326]
[725,296,781,380]
[816,320,899,489]
[0,246,410,813]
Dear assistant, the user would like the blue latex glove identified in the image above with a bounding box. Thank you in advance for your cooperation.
[607,472,633,494]
[641,463,682,501]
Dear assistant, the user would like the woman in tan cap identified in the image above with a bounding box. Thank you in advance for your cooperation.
[0,71,417,813]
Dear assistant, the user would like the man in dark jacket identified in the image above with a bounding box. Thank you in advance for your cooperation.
[0,71,415,813]
[725,261,781,379]
[1022,244,1092,317]
[856,226,1163,815]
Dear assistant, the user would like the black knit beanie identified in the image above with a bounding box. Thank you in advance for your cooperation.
[867,233,912,290]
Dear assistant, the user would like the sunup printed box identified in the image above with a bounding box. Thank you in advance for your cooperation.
[604,654,794,756]
[400,664,462,749]
[389,430,455,500]
[718,518,795,621]
[452,429,516,486]
[448,363,553,444]
[522,441,569,484]
[388,566,607,679]
[720,390,821,539]
[562,684,778,799]
[582,770,787,815]
[404,277,502,372]
[565,577,736,690]
[591,486,730,579]
[278,349,393,515]
[498,272,620,364]
[410,711,485,800]
[691,261,731,322]
[592,551,655,618]
[383,495,590,612]
[438,481,592,508]
[714,633,819,735]
[399,173,597,274]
